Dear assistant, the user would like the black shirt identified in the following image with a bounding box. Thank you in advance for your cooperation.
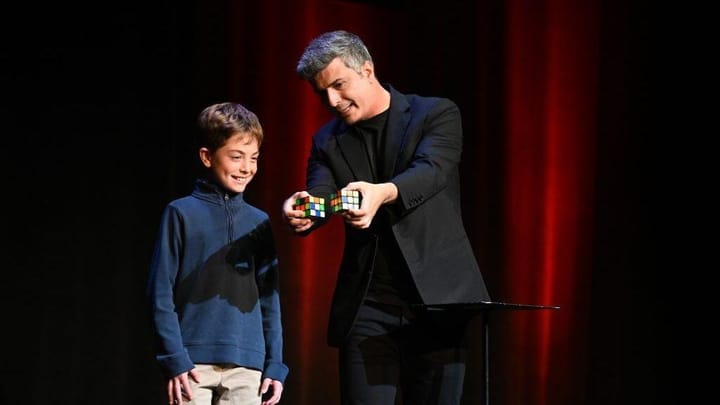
[353,110,420,306]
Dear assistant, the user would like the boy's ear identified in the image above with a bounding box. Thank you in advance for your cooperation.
[198,147,212,168]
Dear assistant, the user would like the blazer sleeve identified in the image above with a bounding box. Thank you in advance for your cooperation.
[391,98,464,213]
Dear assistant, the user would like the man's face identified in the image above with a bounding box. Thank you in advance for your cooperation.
[312,57,374,124]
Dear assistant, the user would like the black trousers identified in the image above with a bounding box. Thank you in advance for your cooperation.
[338,300,470,405]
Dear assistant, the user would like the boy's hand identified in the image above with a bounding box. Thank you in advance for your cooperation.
[260,378,284,405]
[167,368,200,404]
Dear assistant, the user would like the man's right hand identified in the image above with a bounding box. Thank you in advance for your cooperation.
[282,191,314,233]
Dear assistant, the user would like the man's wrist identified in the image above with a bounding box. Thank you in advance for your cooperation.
[382,182,398,204]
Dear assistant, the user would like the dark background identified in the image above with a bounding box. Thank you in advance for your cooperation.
[1,1,665,404]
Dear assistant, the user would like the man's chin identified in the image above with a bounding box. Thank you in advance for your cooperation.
[341,115,359,125]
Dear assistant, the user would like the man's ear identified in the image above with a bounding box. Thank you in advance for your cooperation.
[199,147,212,168]
[362,60,374,78]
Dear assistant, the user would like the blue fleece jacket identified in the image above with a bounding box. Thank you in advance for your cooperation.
[147,179,288,383]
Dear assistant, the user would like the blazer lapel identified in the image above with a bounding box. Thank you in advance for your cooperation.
[381,86,411,180]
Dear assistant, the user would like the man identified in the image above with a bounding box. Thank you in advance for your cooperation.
[282,30,490,404]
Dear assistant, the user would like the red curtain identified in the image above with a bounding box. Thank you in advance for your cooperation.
[500,1,598,404]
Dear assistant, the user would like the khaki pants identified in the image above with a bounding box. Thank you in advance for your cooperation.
[184,364,262,405]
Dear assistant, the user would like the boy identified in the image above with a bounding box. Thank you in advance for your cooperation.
[147,102,287,405]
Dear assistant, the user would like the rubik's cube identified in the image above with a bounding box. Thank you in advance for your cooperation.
[329,190,362,214]
[293,196,326,218]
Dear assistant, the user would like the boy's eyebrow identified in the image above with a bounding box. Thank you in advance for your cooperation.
[228,149,260,155]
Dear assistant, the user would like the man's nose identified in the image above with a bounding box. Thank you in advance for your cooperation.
[326,88,341,107]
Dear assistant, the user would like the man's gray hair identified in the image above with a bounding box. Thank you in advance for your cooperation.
[296,30,373,81]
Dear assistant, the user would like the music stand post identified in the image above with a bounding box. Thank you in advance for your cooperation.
[420,301,560,405]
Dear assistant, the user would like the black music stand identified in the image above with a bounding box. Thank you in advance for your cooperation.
[418,301,560,405]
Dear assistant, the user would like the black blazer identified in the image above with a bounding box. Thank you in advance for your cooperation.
[304,85,491,346]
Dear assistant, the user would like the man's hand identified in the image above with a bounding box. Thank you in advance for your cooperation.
[282,191,314,233]
[341,181,397,229]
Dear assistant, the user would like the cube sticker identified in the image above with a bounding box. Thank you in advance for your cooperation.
[293,195,326,218]
[329,190,362,213]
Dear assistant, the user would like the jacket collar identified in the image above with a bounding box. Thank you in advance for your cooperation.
[192,178,245,206]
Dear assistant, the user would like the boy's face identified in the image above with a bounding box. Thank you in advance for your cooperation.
[200,132,259,194]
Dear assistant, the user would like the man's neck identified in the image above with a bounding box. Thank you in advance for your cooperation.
[368,85,391,117]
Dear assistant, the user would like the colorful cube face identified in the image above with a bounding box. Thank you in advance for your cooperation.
[293,196,326,218]
[329,190,362,213]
